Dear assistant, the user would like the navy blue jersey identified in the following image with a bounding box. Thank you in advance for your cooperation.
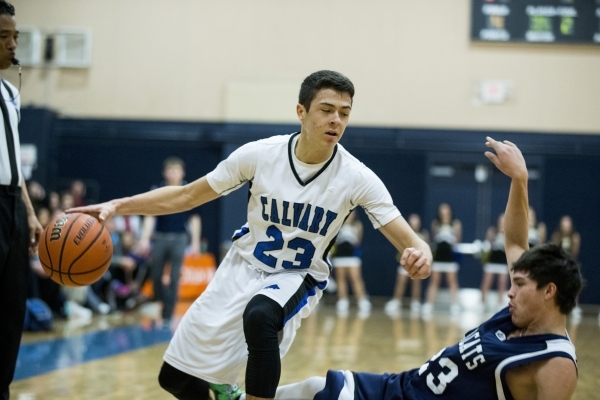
[316,308,576,400]
[151,181,200,233]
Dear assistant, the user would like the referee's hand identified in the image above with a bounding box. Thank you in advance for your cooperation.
[27,213,43,256]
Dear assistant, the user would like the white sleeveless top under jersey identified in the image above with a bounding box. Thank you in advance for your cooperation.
[335,223,360,246]
[435,223,457,245]
[206,133,400,281]
[528,227,540,246]
[491,232,505,251]
[0,80,22,186]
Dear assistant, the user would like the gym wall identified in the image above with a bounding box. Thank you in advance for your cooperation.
[9,0,600,133]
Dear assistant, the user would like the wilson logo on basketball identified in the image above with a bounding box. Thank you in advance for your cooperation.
[73,217,97,245]
[49,214,71,242]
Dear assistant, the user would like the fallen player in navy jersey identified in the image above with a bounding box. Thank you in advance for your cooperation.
[271,138,582,400]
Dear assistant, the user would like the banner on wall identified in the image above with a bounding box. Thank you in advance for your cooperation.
[142,253,216,300]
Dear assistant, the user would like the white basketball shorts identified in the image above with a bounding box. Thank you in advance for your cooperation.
[331,256,362,268]
[483,262,509,275]
[398,264,408,276]
[163,247,326,385]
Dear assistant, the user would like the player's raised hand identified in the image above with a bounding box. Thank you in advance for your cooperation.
[66,200,118,222]
[400,247,430,279]
[484,137,528,181]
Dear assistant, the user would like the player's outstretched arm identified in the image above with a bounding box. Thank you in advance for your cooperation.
[379,216,432,279]
[484,137,529,274]
[67,175,220,222]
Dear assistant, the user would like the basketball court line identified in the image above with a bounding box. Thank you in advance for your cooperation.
[14,324,172,381]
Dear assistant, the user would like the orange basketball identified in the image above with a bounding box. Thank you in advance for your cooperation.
[38,212,113,287]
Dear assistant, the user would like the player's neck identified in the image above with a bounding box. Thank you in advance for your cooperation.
[295,134,334,164]
[519,312,567,337]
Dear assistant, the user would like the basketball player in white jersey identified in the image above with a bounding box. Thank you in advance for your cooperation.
[271,138,581,400]
[68,70,432,400]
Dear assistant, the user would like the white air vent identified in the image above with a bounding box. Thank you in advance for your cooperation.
[54,28,92,68]
[15,28,42,66]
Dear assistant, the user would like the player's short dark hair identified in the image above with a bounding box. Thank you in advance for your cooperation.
[512,244,583,314]
[299,70,354,111]
[0,1,15,16]
[163,156,185,170]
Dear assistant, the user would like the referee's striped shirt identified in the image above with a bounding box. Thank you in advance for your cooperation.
[0,78,22,187]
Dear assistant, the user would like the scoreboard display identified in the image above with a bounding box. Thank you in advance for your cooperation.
[471,0,600,44]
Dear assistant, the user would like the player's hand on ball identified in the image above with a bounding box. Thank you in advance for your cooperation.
[400,248,430,279]
[66,200,118,222]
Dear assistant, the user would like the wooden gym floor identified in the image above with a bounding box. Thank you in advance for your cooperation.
[11,295,600,400]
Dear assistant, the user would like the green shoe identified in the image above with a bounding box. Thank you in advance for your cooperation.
[209,383,244,400]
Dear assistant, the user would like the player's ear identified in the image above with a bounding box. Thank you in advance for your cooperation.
[544,282,557,300]
[296,103,306,122]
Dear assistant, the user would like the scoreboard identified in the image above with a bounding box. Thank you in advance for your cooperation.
[471,0,600,44]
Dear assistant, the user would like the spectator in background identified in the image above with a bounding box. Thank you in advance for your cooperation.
[25,184,69,318]
[385,213,430,317]
[90,218,121,312]
[113,214,143,240]
[116,231,146,287]
[139,157,202,322]
[552,215,582,320]
[26,180,48,212]
[528,206,547,248]
[60,191,74,212]
[331,209,370,315]
[35,206,51,228]
[48,191,61,216]
[479,213,509,312]
[551,215,580,260]
[27,206,68,319]
[422,203,462,318]
[69,179,87,207]
[108,225,149,310]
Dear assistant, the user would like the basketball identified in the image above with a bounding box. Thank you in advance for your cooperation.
[38,212,113,287]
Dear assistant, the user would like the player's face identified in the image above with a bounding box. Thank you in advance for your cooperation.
[438,203,451,223]
[163,164,185,185]
[528,207,536,226]
[497,214,505,231]
[507,271,545,327]
[560,216,572,234]
[0,14,17,70]
[408,214,421,231]
[297,88,352,150]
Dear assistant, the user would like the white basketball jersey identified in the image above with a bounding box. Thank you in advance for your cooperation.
[207,133,400,281]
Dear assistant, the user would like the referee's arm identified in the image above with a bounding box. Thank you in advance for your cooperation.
[20,178,43,255]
